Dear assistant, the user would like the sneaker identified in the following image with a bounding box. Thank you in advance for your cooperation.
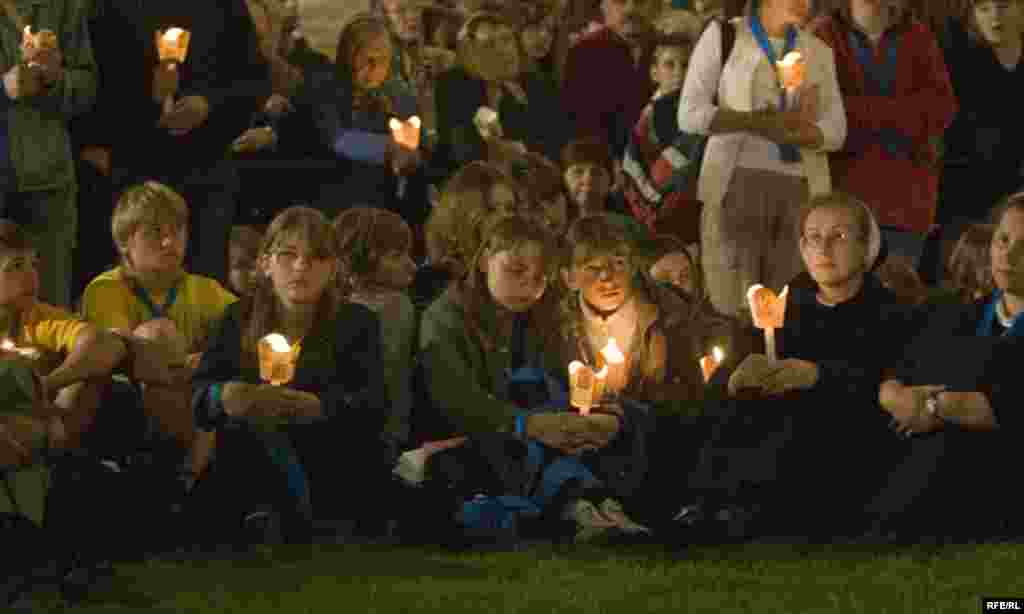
[241,509,282,546]
[564,498,651,543]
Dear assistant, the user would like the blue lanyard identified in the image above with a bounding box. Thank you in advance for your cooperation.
[749,10,799,108]
[131,280,179,320]
[978,290,1024,338]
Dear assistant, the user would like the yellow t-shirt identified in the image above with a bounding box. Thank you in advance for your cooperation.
[0,301,88,355]
[80,267,237,353]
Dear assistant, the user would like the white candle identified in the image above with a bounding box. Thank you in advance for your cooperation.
[747,285,788,361]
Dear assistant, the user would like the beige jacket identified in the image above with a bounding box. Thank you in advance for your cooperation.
[678,18,847,212]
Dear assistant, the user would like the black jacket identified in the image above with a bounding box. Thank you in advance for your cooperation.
[73,0,270,183]
[191,298,389,437]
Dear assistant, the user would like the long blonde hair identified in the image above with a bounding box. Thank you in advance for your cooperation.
[240,207,343,368]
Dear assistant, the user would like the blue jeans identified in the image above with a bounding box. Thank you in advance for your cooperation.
[880,227,926,269]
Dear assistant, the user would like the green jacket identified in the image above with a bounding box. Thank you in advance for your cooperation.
[2,0,96,191]
[419,286,551,438]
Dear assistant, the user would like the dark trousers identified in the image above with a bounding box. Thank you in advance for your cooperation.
[73,159,118,304]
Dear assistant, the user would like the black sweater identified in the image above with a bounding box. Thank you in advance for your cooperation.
[73,0,270,183]
[191,299,389,437]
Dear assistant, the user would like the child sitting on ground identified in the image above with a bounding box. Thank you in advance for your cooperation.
[80,182,238,482]
[335,207,418,446]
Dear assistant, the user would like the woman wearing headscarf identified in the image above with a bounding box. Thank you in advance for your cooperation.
[673,191,927,543]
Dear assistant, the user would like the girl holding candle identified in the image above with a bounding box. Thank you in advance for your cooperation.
[419,214,639,541]
[679,0,847,324]
[191,206,389,543]
[334,207,418,446]
[309,14,426,221]
[555,215,705,403]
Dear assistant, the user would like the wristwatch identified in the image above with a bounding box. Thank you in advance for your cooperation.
[925,389,943,419]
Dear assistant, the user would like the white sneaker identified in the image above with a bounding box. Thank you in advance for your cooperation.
[564,498,651,543]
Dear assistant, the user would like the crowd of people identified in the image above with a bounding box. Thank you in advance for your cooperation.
[2,0,1024,601]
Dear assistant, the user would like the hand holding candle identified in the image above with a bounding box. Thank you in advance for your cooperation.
[776,51,805,93]
[700,346,725,384]
[747,284,788,361]
[258,333,299,386]
[154,28,191,113]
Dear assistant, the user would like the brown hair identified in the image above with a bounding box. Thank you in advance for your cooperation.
[560,137,615,179]
[230,226,263,256]
[502,151,566,231]
[797,191,873,243]
[111,181,189,270]
[457,214,556,352]
[558,215,635,340]
[875,255,929,306]
[425,161,522,277]
[0,219,35,255]
[990,191,1024,228]
[239,207,342,368]
[948,223,995,303]
[336,12,394,109]
[333,207,413,292]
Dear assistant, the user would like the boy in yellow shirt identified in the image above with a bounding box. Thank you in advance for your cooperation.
[0,220,133,459]
[80,182,237,479]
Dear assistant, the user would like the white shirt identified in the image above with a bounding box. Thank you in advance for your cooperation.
[678,18,847,210]
[735,36,804,176]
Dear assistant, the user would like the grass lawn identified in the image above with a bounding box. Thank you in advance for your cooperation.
[19,541,1024,613]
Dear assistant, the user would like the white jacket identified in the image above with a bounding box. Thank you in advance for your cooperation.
[678,18,847,212]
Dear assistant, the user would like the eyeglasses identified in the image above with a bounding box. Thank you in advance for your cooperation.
[272,249,331,267]
[800,229,860,250]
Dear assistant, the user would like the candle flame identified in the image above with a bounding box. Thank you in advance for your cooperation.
[713,346,724,363]
[600,338,625,364]
[262,333,291,353]
[778,51,802,67]
[163,27,185,43]
[1,339,14,351]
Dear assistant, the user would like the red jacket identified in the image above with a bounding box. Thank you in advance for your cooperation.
[814,13,957,233]
[562,26,655,157]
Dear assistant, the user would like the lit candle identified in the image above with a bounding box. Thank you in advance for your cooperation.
[1,338,41,360]
[599,337,626,397]
[700,346,725,384]
[747,284,789,362]
[155,27,191,114]
[568,360,594,415]
[22,26,57,53]
[388,115,421,151]
[776,51,804,93]
[473,106,501,139]
[258,333,297,386]
[156,27,191,64]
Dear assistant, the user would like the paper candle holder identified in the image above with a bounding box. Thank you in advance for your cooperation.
[388,115,422,150]
[569,361,608,416]
[776,51,804,91]
[700,346,724,384]
[22,27,57,53]
[258,333,299,386]
[747,284,788,361]
[156,27,192,64]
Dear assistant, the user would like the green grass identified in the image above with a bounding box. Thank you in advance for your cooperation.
[20,541,1024,613]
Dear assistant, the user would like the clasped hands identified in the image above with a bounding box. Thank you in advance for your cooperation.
[766,83,821,147]
[220,381,321,421]
[525,407,621,456]
[879,379,946,438]
[727,353,819,397]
